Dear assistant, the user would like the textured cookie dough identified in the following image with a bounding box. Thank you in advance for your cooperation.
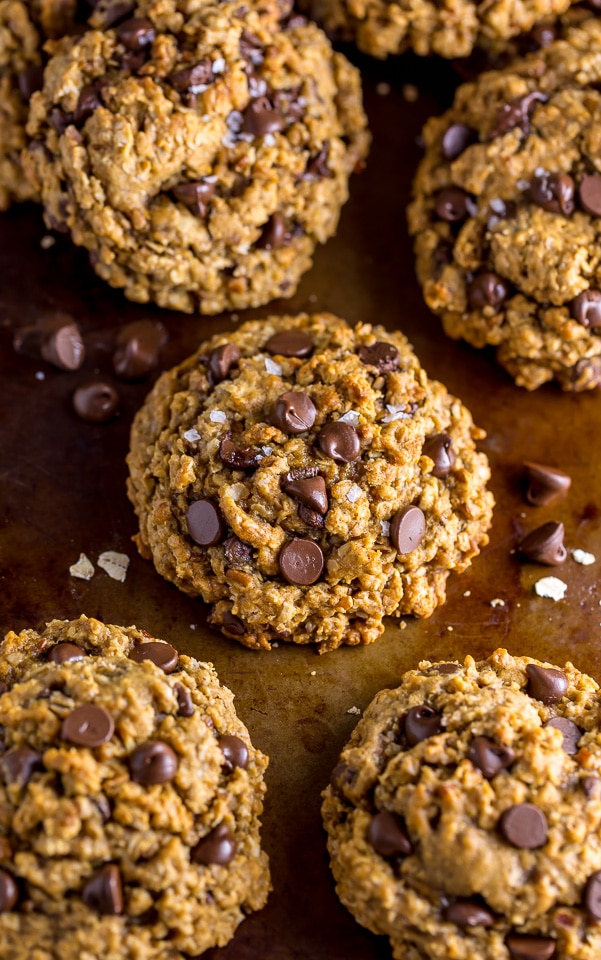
[0,615,270,959]
[409,20,601,391]
[24,0,369,315]
[322,647,601,960]
[126,312,493,653]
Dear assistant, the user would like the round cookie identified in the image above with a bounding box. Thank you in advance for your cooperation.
[409,20,601,391]
[23,0,370,315]
[126,312,494,653]
[0,615,270,958]
[322,648,601,960]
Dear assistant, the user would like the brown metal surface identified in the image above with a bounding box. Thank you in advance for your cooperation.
[2,51,601,960]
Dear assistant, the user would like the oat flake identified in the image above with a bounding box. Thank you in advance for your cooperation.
[98,551,130,582]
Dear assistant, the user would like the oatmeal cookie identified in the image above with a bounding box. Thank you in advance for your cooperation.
[409,20,601,391]
[0,615,270,959]
[322,647,601,960]
[126,312,493,653]
[23,0,369,315]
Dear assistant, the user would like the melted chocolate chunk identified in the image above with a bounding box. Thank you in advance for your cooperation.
[219,436,261,470]
[317,422,360,462]
[358,341,400,373]
[256,213,292,251]
[571,290,601,328]
[405,705,442,745]
[390,506,426,554]
[367,811,412,858]
[526,664,568,704]
[422,433,455,478]
[168,58,213,92]
[129,641,179,673]
[530,173,575,215]
[81,865,123,915]
[208,343,241,383]
[441,123,476,161]
[191,824,236,864]
[115,17,155,51]
[489,91,547,139]
[172,180,216,217]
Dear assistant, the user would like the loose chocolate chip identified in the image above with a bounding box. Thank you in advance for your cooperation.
[74,85,103,127]
[443,899,495,927]
[467,272,509,311]
[256,213,292,251]
[524,462,571,506]
[302,143,332,181]
[367,811,412,858]
[187,499,225,546]
[282,475,328,514]
[218,734,249,772]
[17,65,44,103]
[115,17,156,50]
[526,664,568,704]
[422,433,455,478]
[208,343,241,383]
[390,505,426,554]
[519,522,566,565]
[219,436,261,471]
[48,642,86,664]
[265,330,313,357]
[571,289,601,328]
[81,864,123,915]
[224,535,253,565]
[317,422,360,463]
[530,22,557,47]
[489,90,547,139]
[61,705,114,747]
[468,736,515,779]
[441,123,476,161]
[405,705,442,745]
[168,58,213,92]
[113,320,166,379]
[174,683,195,717]
[579,174,601,216]
[129,641,179,673]
[278,537,324,585]
[358,341,400,373]
[191,824,236,865]
[270,391,317,434]
[434,187,476,222]
[505,933,556,960]
[41,323,85,371]
[584,871,601,919]
[73,381,120,423]
[241,96,285,137]
[219,610,246,638]
[0,870,18,912]
[500,803,548,849]
[172,180,215,217]
[530,173,575,215]
[1,747,42,786]
[545,717,581,755]
[583,776,601,799]
[129,741,178,785]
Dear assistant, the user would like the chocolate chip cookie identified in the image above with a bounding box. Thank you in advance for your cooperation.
[409,20,601,391]
[0,615,270,958]
[23,0,369,315]
[126,312,493,653]
[322,648,601,960]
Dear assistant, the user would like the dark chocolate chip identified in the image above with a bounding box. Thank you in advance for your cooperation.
[390,505,426,554]
[441,123,476,161]
[129,740,178,785]
[530,173,574,215]
[434,187,476,222]
[172,180,216,217]
[1,747,42,786]
[317,422,360,463]
[282,475,328,514]
[584,871,601,919]
[241,96,285,137]
[302,143,332,181]
[218,734,249,772]
[270,391,316,434]
[523,462,571,506]
[48,642,86,664]
[519,522,566,565]
[489,90,547,139]
[113,320,166,379]
[17,65,44,103]
[405,705,442,745]
[530,22,557,47]
[61,705,114,747]
[219,610,246,638]
[432,662,460,675]
[500,803,548,848]
[298,504,325,527]
[526,664,568,704]
[81,864,123,915]
[545,717,581,755]
[191,824,236,865]
[583,776,601,799]
[571,290,601,328]
[224,535,253,565]
[115,17,156,50]
[0,870,18,912]
[278,538,324,585]
[256,213,292,250]
[49,108,74,133]
[208,343,241,383]
[219,436,261,471]
[443,899,495,927]
[174,683,195,717]
[95,796,112,821]
[329,761,356,794]
[468,736,515,779]
[367,811,412,858]
[358,341,400,373]
[422,433,455,478]
[467,272,509,311]
[505,933,556,960]
[74,85,103,127]
[187,499,225,546]
[265,330,313,358]
[129,641,179,674]
[73,381,120,423]
[41,323,85,371]
[168,58,213,92]
[579,175,601,216]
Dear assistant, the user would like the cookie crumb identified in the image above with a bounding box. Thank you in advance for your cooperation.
[399,620,407,630]
[463,590,471,597]
[534,576,567,601]
[376,82,391,96]
[40,235,56,250]
[402,83,419,102]
[310,670,317,676]
[308,293,317,303]
[490,598,505,607]
[190,624,197,630]
[97,550,130,582]
[69,553,95,580]
[347,706,361,715]
[447,625,454,631]
[572,548,596,565]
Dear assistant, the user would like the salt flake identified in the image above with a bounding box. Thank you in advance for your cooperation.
[380,520,390,537]
[69,553,95,580]
[346,483,362,503]
[98,551,130,583]
[572,548,596,566]
[534,576,567,601]
[264,357,282,375]
[261,445,273,456]
[339,410,360,426]
[212,57,225,73]
[184,428,201,442]
[209,410,227,423]
[381,404,410,423]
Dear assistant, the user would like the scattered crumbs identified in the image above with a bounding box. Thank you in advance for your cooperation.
[184,427,201,442]
[308,293,317,303]
[447,625,454,632]
[399,620,407,630]
[380,519,390,537]
[97,550,130,583]
[209,410,227,423]
[310,670,316,676]
[272,642,279,648]
[35,371,45,381]
[190,624,197,630]
[69,553,95,580]
[572,548,596,566]
[490,598,505,607]
[346,483,363,503]
[347,706,361,715]
[376,81,391,96]
[40,235,56,250]
[463,590,471,597]
[382,404,410,424]
[339,410,360,426]
[402,83,419,102]
[534,576,567,601]
[264,357,282,376]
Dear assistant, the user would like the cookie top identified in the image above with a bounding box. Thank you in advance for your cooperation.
[126,312,493,653]
[23,0,369,314]
[0,615,270,959]
[409,20,601,391]
[322,648,601,960]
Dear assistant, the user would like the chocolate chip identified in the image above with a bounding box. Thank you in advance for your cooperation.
[129,740,178,785]
[505,933,556,959]
[270,391,316,434]
[115,17,156,50]
[530,173,575,215]
[1,747,42,786]
[49,108,74,133]
[282,475,328,514]
[17,65,44,103]
[47,642,86,664]
[74,85,103,127]
[172,180,216,217]
[500,803,548,848]
[241,96,285,137]
[224,536,253,565]
[61,705,114,747]
[489,91,547,139]
[191,824,236,865]
[278,537,324,586]
[329,761,356,794]
[208,343,241,383]
[584,871,601,919]
[174,683,195,717]
[390,505,426,554]
[129,641,179,673]
[256,213,292,250]
[545,717,581,755]
[218,734,249,772]
[219,610,246,638]
[571,289,601,328]
[168,58,213,92]
[405,705,442,745]
[526,664,568,704]
[434,187,476,222]
[432,662,460,675]
[41,323,85,371]
[358,341,400,373]
[317,422,360,462]
[443,899,494,927]
[467,273,509,311]
[468,736,515,779]
[0,870,18,912]
[187,499,225,546]
[523,462,571,506]
[0,682,8,695]
[579,174,601,216]
[302,143,332,180]
[519,521,566,565]
[441,123,476,161]
[583,776,601,799]
[422,433,455,478]
[113,320,166,379]
[81,864,123,915]
[219,436,261,470]
[367,811,412,858]
[73,381,120,423]
[265,330,313,358]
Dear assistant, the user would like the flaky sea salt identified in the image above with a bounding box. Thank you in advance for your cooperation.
[381,404,410,423]
[184,428,201,442]
[346,483,362,503]
[261,445,273,456]
[264,357,282,375]
[339,410,360,426]
[209,410,227,423]
[380,520,390,537]
[263,133,276,147]
[69,553,95,580]
[572,548,596,565]
[98,551,130,583]
[212,57,225,73]
[534,576,567,601]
